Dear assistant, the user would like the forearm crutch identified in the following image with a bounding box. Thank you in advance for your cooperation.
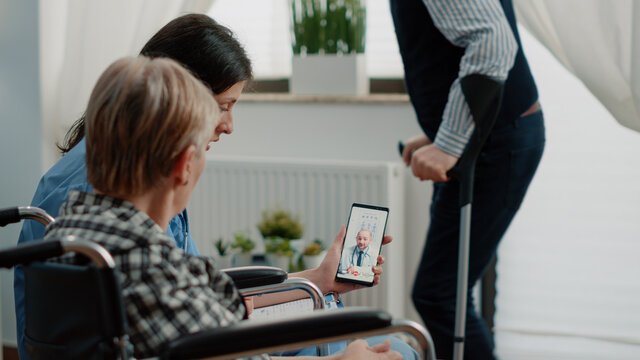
[447,74,503,360]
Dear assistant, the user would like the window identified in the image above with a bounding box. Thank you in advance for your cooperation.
[207,0,404,80]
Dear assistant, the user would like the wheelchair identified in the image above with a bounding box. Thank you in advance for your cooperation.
[1,206,436,359]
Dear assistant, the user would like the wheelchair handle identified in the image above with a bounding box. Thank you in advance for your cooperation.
[0,206,55,227]
[0,240,64,269]
[0,237,116,270]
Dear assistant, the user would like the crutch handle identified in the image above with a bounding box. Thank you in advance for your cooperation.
[447,74,504,206]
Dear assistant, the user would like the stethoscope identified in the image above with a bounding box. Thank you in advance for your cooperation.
[350,245,370,265]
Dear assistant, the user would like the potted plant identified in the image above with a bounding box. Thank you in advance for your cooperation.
[264,236,296,271]
[258,208,304,270]
[290,0,368,95]
[212,237,233,269]
[230,230,255,267]
[257,208,304,240]
[302,238,327,269]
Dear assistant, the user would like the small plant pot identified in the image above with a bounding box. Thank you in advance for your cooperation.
[302,251,327,270]
[213,253,233,269]
[289,238,304,253]
[291,54,368,96]
[265,254,292,271]
[233,253,254,267]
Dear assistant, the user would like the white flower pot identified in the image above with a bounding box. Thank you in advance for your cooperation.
[213,253,233,269]
[265,254,292,271]
[302,250,327,270]
[289,238,305,254]
[291,54,368,96]
[233,253,254,267]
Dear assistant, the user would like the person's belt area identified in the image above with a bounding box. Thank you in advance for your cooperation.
[520,101,541,117]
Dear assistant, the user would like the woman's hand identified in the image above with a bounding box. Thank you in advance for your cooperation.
[338,339,402,360]
[272,340,401,360]
[305,226,392,295]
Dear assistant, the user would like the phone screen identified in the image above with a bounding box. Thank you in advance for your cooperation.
[335,203,389,287]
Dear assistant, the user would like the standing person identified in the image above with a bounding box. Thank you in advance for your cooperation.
[14,14,251,359]
[390,0,545,359]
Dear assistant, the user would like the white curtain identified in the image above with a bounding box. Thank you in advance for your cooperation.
[492,4,640,358]
[38,0,213,172]
[514,0,640,133]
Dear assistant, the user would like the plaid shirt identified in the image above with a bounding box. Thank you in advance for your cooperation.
[45,191,268,359]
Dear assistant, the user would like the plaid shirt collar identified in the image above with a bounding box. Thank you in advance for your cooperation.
[56,191,172,252]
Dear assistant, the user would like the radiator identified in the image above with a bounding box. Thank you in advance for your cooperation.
[188,155,406,317]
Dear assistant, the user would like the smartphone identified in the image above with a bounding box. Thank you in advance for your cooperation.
[335,203,390,287]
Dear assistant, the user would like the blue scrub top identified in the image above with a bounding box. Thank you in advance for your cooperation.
[14,138,199,360]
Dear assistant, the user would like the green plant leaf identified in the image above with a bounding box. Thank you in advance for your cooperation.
[303,238,325,255]
[213,237,230,256]
[231,230,255,253]
[290,0,366,55]
[258,208,304,240]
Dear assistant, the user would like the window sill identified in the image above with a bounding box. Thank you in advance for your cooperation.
[243,78,409,104]
[241,92,409,104]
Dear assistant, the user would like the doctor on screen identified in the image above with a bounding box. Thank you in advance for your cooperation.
[339,229,376,275]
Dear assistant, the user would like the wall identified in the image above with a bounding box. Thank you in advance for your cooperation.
[0,0,41,349]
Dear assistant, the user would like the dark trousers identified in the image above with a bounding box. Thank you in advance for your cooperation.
[412,111,545,359]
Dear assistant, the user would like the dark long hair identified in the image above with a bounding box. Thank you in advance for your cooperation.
[58,14,253,154]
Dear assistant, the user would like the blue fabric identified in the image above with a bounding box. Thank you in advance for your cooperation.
[14,138,199,360]
[288,335,418,359]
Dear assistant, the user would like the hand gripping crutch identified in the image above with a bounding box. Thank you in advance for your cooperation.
[446,74,503,360]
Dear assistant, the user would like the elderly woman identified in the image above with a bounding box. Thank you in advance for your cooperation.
[43,56,405,360]
[15,16,251,357]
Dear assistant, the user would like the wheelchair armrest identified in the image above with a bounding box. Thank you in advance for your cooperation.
[221,266,287,289]
[0,240,64,269]
[162,307,393,360]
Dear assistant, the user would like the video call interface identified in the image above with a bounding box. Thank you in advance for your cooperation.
[336,205,388,284]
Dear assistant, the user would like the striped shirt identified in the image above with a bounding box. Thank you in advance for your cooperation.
[45,191,267,359]
[423,0,518,156]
